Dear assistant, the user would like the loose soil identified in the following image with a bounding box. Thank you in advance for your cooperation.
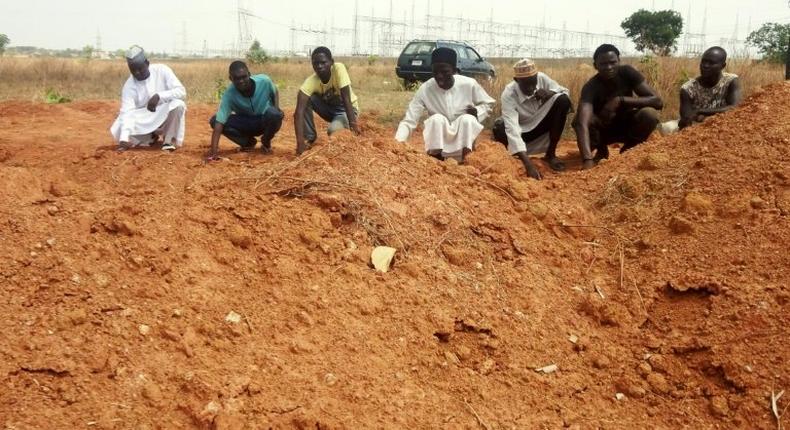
[1,83,788,429]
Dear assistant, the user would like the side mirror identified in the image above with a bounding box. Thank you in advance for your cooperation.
[476,58,484,63]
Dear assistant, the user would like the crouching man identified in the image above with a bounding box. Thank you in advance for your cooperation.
[395,47,495,163]
[493,58,572,179]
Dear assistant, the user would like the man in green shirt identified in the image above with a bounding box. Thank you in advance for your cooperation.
[207,61,283,159]
[294,46,360,155]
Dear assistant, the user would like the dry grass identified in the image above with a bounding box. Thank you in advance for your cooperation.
[0,56,783,128]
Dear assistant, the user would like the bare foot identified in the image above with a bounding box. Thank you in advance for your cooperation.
[582,159,597,170]
[542,156,566,172]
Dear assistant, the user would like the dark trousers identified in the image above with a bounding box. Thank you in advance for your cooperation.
[577,107,659,159]
[492,94,571,158]
[209,106,283,147]
[303,94,357,142]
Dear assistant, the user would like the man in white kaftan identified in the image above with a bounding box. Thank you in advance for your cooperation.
[395,47,495,162]
[110,46,187,151]
[492,58,572,179]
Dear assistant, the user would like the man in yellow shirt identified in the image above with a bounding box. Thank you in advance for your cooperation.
[294,46,360,154]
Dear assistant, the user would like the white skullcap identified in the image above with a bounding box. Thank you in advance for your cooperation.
[125,45,146,63]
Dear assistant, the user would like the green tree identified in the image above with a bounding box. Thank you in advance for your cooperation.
[0,34,10,55]
[246,39,269,65]
[746,23,790,64]
[82,44,95,60]
[621,9,683,56]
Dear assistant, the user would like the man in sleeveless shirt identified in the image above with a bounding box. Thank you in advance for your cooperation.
[678,46,741,129]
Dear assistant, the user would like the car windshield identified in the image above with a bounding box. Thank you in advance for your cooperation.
[403,42,435,55]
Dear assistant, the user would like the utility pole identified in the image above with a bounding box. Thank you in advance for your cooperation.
[95,29,102,56]
[181,21,188,56]
[353,0,359,55]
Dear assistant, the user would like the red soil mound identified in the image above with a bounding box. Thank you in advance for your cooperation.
[0,82,788,429]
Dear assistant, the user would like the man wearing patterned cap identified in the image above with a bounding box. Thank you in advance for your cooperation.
[492,58,572,179]
[110,45,187,151]
[395,46,495,163]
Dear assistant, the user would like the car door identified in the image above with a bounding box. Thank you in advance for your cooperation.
[451,44,472,77]
[465,47,487,78]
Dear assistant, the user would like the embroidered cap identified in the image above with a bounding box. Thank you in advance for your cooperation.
[125,45,147,64]
[513,58,538,78]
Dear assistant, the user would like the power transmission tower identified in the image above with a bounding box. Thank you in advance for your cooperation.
[95,29,102,56]
[237,0,254,56]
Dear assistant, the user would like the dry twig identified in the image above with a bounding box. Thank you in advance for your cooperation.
[463,399,491,430]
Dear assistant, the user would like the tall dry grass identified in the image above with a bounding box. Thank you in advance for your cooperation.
[0,56,783,127]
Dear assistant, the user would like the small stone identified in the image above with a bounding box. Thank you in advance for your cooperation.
[138,324,151,336]
[637,362,652,377]
[628,385,647,399]
[535,364,558,374]
[172,309,183,318]
[709,395,730,417]
[296,311,314,326]
[29,251,38,258]
[529,202,550,220]
[161,329,181,342]
[324,373,338,386]
[592,355,611,369]
[648,354,668,373]
[141,381,163,405]
[682,192,714,215]
[480,359,496,374]
[47,205,59,215]
[455,345,472,361]
[638,153,670,170]
[646,373,670,394]
[750,196,767,209]
[669,216,694,234]
[225,311,242,324]
[568,334,579,344]
[201,401,221,419]
[67,309,88,326]
[615,393,626,401]
[46,238,57,247]
[371,246,397,272]
[71,274,81,285]
[289,338,314,354]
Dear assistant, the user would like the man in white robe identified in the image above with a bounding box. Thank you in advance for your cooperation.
[110,46,187,151]
[395,47,495,163]
[492,59,572,179]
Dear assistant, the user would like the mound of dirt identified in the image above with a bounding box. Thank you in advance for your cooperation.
[0,82,787,429]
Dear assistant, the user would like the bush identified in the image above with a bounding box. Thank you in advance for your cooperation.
[246,40,269,65]
[44,88,71,104]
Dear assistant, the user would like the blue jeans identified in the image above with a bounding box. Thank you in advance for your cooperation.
[303,94,358,142]
[209,106,283,147]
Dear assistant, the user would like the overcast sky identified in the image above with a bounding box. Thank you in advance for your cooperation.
[2,0,789,55]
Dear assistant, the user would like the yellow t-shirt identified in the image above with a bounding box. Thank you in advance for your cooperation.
[299,63,359,110]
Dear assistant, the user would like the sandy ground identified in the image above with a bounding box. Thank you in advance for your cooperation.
[0,83,788,429]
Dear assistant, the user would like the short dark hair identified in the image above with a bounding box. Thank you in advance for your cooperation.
[704,46,728,62]
[229,60,248,74]
[593,44,620,61]
[312,46,333,60]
